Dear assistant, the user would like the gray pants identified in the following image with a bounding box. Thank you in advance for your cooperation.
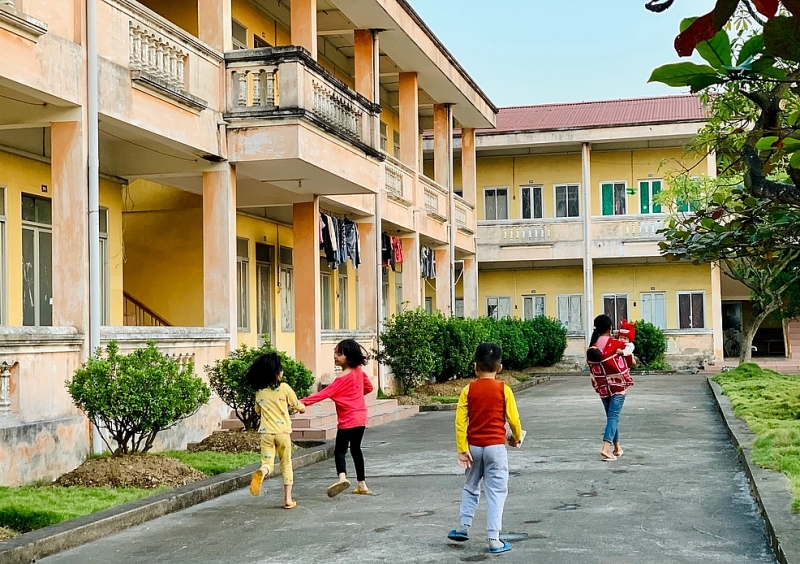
[460,444,509,540]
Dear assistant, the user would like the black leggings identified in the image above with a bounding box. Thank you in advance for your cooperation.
[334,426,366,482]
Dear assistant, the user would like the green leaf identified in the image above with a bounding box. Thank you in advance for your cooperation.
[749,56,788,79]
[783,139,800,152]
[648,62,723,91]
[756,136,780,151]
[763,16,800,63]
[737,34,765,65]
[790,151,800,169]
[697,29,733,69]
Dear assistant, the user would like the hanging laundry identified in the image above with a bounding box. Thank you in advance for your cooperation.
[320,213,340,268]
[381,231,395,271]
[391,236,404,266]
[342,218,361,268]
[420,245,436,279]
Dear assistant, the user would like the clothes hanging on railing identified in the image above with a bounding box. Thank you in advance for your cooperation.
[391,236,403,267]
[420,245,436,279]
[339,217,361,268]
[381,232,405,272]
[320,212,360,270]
[320,214,339,268]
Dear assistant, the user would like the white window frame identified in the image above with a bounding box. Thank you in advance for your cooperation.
[394,274,403,315]
[483,187,509,221]
[320,266,333,330]
[521,185,543,220]
[236,238,250,332]
[280,246,294,332]
[640,291,667,329]
[21,194,53,327]
[424,297,433,315]
[99,208,110,326]
[678,291,706,329]
[454,297,464,318]
[557,294,583,333]
[232,19,248,49]
[602,293,629,329]
[600,181,628,216]
[522,295,545,320]
[486,296,512,320]
[382,275,390,321]
[380,122,388,152]
[554,184,581,218]
[393,130,401,159]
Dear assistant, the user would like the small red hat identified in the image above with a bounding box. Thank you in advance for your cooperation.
[619,319,636,342]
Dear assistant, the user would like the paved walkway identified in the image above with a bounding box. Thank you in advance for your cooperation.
[42,376,776,564]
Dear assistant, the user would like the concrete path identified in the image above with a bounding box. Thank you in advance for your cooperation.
[42,376,777,564]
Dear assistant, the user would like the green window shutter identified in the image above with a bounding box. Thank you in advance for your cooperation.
[640,181,650,214]
[652,181,662,213]
[601,183,613,216]
[677,199,688,213]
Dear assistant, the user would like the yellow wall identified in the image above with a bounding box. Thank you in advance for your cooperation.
[480,266,583,320]
[0,151,123,326]
[138,0,198,36]
[232,0,291,48]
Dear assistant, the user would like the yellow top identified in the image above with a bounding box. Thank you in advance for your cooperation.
[455,381,522,454]
[254,383,304,435]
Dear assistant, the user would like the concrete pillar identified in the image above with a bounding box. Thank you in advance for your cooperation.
[711,263,724,362]
[353,30,375,101]
[198,0,232,52]
[461,128,477,207]
[203,165,238,351]
[51,121,88,335]
[399,72,419,171]
[463,256,479,318]
[293,199,322,375]
[581,142,593,344]
[433,104,450,186]
[291,0,317,59]
[434,248,452,316]
[357,220,378,332]
[401,234,421,309]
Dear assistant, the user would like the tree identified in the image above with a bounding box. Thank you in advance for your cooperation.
[659,185,800,362]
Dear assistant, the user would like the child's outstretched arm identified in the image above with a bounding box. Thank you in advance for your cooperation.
[455,385,470,455]
[284,384,305,413]
[504,385,523,444]
[301,377,343,406]
[362,370,374,396]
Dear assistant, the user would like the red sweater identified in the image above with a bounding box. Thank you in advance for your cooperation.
[465,379,507,447]
[301,366,374,429]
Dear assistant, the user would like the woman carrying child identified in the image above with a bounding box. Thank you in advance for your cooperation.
[301,339,374,497]
[586,314,634,461]
[245,352,306,509]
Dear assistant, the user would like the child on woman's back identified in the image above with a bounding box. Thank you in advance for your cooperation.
[245,352,305,509]
[301,339,374,497]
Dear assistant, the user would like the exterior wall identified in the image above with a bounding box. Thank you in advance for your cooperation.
[138,0,199,36]
[231,0,291,47]
[479,266,584,321]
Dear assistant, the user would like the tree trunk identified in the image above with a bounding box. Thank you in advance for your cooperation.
[739,307,774,364]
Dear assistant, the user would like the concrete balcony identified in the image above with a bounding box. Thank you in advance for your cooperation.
[382,156,415,231]
[590,215,665,259]
[477,219,584,263]
[455,195,476,253]
[417,174,449,242]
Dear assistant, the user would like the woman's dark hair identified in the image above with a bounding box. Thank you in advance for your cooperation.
[245,352,283,391]
[336,339,369,368]
[590,314,613,347]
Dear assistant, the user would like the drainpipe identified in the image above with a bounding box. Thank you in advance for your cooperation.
[582,142,593,347]
[372,30,383,392]
[87,0,102,454]
[447,104,456,316]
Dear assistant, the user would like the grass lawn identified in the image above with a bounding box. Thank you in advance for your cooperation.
[714,363,800,511]
[163,451,260,476]
[430,395,459,404]
[0,485,162,535]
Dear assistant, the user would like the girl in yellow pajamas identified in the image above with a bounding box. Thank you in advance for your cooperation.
[245,352,305,509]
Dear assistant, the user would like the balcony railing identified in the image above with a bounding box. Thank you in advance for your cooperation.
[225,46,383,158]
[384,156,414,201]
[129,23,187,91]
[418,175,448,220]
[592,215,665,240]
[478,218,584,246]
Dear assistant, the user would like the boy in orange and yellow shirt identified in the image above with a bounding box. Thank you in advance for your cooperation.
[447,342,524,555]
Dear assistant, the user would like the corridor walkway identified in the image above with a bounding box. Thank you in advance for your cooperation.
[42,375,776,563]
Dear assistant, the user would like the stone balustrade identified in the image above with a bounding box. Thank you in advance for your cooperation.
[0,360,16,415]
[384,160,405,199]
[129,23,188,91]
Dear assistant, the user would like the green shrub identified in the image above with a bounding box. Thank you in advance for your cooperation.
[493,318,530,370]
[440,317,491,380]
[520,320,544,367]
[374,307,445,394]
[205,340,313,431]
[528,316,568,366]
[633,320,668,367]
[67,341,210,455]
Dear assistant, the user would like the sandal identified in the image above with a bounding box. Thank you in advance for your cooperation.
[327,479,351,498]
[249,469,265,496]
[352,487,373,495]
[283,500,297,509]
[600,452,617,461]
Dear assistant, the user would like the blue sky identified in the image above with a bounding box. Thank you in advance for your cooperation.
[407,0,717,107]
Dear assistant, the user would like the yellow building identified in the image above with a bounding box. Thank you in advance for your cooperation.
[0,0,495,484]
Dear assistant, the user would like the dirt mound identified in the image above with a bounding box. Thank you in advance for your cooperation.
[55,455,206,489]
[393,372,526,404]
[0,527,16,540]
[188,430,261,454]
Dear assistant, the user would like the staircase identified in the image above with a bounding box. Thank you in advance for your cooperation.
[219,395,420,440]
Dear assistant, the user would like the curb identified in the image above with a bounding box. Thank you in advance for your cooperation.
[707,378,800,564]
[0,441,334,564]
[418,376,551,412]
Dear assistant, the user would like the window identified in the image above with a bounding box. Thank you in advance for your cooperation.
[424,297,432,315]
[280,246,293,331]
[393,131,401,159]
[557,294,583,333]
[380,122,388,152]
[99,208,110,326]
[0,187,5,325]
[338,272,349,329]
[522,295,545,320]
[678,292,705,329]
[639,180,663,214]
[232,20,248,49]
[320,257,333,330]
[256,243,274,343]
[486,296,511,320]
[521,186,543,219]
[603,294,629,329]
[555,184,580,217]
[641,292,666,329]
[455,297,464,318]
[236,238,250,332]
[22,195,52,326]
[677,199,699,213]
[484,188,509,220]
[601,182,627,216]
[395,275,403,314]
[253,35,270,48]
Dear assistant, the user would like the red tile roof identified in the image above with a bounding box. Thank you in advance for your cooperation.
[480,95,706,135]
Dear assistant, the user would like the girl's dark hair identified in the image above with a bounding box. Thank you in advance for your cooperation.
[590,314,613,347]
[245,352,283,391]
[335,339,369,368]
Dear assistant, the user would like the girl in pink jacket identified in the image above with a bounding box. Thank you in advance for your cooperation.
[302,339,374,497]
